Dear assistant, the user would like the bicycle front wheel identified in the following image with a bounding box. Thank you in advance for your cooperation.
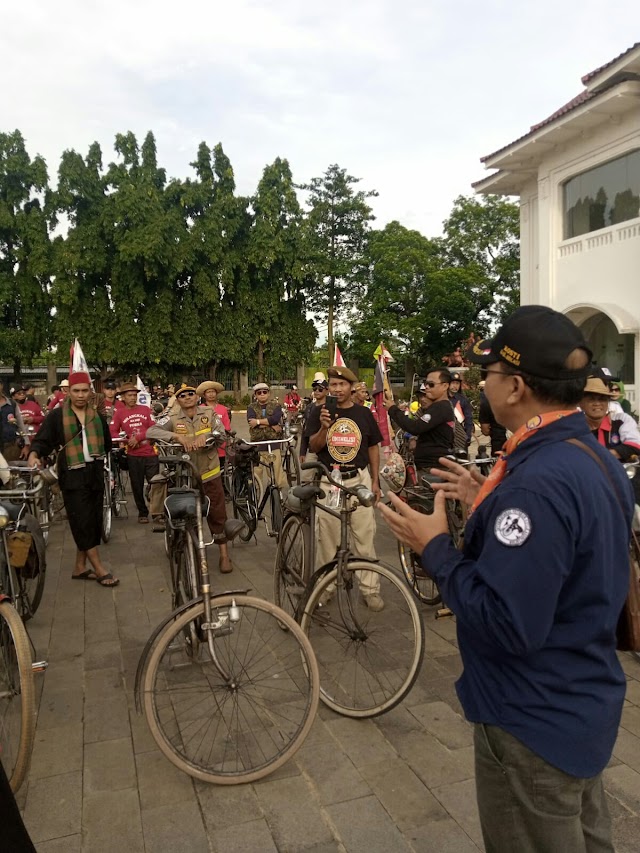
[274,515,310,620]
[101,470,112,543]
[0,600,36,793]
[300,562,424,718]
[142,595,319,784]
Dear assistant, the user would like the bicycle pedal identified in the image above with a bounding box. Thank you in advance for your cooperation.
[436,607,454,619]
[31,660,48,673]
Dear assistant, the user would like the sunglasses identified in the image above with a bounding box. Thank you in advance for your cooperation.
[423,381,446,388]
[255,390,269,394]
[611,387,620,392]
[177,391,196,398]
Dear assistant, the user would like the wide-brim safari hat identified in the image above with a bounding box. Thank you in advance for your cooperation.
[197,381,224,396]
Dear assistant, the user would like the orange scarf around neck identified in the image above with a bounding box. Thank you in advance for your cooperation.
[470,409,577,515]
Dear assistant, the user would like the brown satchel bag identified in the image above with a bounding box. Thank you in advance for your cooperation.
[566,438,640,652]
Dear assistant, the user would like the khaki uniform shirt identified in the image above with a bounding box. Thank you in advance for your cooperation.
[147,406,224,481]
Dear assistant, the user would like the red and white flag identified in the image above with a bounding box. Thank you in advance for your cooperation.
[136,375,151,408]
[333,344,346,367]
[69,339,94,387]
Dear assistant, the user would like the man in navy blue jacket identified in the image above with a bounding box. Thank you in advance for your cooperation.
[381,305,634,853]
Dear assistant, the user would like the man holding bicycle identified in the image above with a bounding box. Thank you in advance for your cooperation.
[381,306,633,852]
[247,382,287,491]
[146,383,233,573]
[307,365,384,611]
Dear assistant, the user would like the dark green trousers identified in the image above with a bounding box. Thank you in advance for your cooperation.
[474,724,614,853]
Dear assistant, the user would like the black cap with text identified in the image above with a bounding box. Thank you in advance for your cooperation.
[467,305,592,380]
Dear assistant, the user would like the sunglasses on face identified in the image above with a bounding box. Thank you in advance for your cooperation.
[177,391,196,398]
[423,381,445,388]
[256,390,269,395]
[611,387,620,392]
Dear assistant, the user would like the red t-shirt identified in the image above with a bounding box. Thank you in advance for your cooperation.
[214,403,231,457]
[110,405,156,457]
[18,401,44,430]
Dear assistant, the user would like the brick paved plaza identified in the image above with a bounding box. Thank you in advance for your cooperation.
[15,467,640,852]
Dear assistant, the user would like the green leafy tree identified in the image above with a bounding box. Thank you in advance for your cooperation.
[349,221,479,374]
[51,141,115,372]
[245,157,315,378]
[104,131,186,370]
[440,194,520,326]
[0,130,51,377]
[301,164,377,359]
[178,142,253,374]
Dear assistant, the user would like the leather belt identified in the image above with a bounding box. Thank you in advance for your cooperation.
[339,468,362,481]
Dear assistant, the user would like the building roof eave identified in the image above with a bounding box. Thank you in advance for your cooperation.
[472,170,531,197]
[480,79,640,170]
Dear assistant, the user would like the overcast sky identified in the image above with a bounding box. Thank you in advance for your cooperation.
[3,1,638,236]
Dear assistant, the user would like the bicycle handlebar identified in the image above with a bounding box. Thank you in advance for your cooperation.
[300,460,376,507]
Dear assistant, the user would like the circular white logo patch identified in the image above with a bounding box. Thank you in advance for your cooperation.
[494,509,532,547]
[420,413,431,423]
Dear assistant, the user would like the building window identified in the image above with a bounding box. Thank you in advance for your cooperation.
[563,150,640,239]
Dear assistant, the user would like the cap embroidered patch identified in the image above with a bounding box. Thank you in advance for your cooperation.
[472,341,492,356]
[494,509,532,547]
[499,345,521,366]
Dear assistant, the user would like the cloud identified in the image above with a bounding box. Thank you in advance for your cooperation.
[2,0,638,235]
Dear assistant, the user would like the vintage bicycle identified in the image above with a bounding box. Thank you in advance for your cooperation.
[0,476,48,792]
[274,460,424,719]
[135,440,319,784]
[229,437,294,542]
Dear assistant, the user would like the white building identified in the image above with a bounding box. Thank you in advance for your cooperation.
[474,42,640,406]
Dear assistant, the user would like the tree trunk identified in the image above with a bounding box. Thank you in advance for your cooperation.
[257,340,265,381]
[208,361,217,380]
[405,357,417,389]
[327,283,334,364]
[13,359,21,383]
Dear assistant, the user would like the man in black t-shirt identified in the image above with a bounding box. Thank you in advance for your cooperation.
[385,369,454,476]
[307,365,385,610]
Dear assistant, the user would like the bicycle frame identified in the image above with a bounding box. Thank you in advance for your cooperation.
[151,441,242,682]
[293,463,377,635]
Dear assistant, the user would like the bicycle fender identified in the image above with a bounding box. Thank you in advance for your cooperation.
[133,589,251,712]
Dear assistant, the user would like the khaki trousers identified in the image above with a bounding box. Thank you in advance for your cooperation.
[315,467,379,595]
[254,449,287,492]
[475,724,613,853]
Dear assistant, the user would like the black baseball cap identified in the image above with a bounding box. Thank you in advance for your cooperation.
[467,305,592,380]
[104,380,117,389]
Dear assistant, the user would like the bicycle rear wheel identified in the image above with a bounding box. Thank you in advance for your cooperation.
[232,473,257,541]
[101,470,112,543]
[12,514,46,622]
[300,561,424,718]
[274,515,310,620]
[269,488,283,541]
[0,600,35,793]
[283,447,301,488]
[142,595,319,784]
[397,500,442,606]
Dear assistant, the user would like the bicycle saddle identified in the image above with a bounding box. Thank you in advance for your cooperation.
[164,490,209,520]
[291,484,326,501]
[420,473,445,486]
[0,501,22,521]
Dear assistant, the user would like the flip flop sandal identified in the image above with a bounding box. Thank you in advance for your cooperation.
[138,517,150,524]
[96,573,120,587]
[72,570,97,580]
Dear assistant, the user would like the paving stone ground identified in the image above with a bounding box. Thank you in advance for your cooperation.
[15,437,640,852]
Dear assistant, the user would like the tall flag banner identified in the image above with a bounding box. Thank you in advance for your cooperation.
[136,375,151,408]
[333,344,346,367]
[372,342,393,447]
[70,339,94,387]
